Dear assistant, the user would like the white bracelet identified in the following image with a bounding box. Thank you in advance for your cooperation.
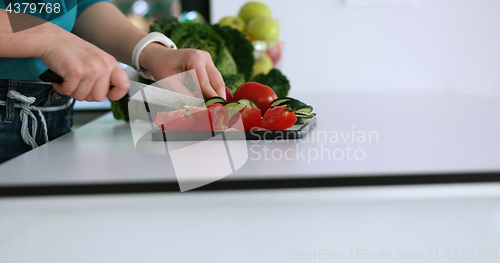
[131,32,177,80]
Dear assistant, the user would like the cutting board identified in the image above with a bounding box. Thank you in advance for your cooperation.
[151,117,317,141]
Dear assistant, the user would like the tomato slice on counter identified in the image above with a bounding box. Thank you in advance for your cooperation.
[155,109,195,132]
[230,107,262,131]
[261,105,297,131]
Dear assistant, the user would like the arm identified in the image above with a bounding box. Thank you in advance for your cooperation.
[72,2,225,99]
[0,9,130,101]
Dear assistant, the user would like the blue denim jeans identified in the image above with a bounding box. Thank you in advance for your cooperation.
[0,79,74,163]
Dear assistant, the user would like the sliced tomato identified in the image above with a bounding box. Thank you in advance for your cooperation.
[230,107,261,131]
[208,103,229,131]
[155,109,195,132]
[189,107,212,132]
[261,105,297,131]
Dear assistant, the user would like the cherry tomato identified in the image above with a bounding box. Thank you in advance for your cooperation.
[225,86,233,102]
[232,82,278,116]
[208,103,229,131]
[155,109,195,132]
[230,107,262,131]
[262,105,297,130]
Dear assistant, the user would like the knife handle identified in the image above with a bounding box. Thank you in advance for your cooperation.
[39,69,114,88]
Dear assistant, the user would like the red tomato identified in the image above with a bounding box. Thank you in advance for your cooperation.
[208,103,229,131]
[262,105,297,131]
[155,109,195,132]
[189,107,212,132]
[225,86,233,102]
[230,107,262,131]
[232,82,278,116]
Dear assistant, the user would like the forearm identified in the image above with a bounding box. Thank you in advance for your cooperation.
[72,2,148,66]
[0,10,65,58]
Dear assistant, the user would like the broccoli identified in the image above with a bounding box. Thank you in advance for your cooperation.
[251,68,290,98]
[212,24,255,81]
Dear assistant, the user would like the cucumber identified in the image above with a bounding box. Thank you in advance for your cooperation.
[205,96,226,107]
[294,112,316,118]
[271,97,313,112]
[237,99,258,108]
[271,97,315,117]
[225,102,247,118]
[295,107,313,114]
[270,97,295,107]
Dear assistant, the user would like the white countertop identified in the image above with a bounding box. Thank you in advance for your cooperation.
[1,90,499,262]
[0,91,499,188]
[1,183,500,262]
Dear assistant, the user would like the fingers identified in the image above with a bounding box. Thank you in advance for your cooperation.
[89,76,110,102]
[107,64,130,101]
[205,60,225,98]
[70,76,95,101]
[156,76,195,97]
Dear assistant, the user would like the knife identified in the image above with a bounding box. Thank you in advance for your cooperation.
[39,69,205,108]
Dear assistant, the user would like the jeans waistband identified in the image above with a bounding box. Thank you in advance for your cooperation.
[0,79,74,149]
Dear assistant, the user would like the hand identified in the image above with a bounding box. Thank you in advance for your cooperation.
[39,30,130,102]
[139,43,226,99]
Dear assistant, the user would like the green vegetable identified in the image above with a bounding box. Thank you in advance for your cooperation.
[270,97,316,118]
[222,73,245,93]
[237,99,258,108]
[110,95,130,121]
[251,68,290,98]
[212,24,255,81]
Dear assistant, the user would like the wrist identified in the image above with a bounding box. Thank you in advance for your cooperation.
[138,42,168,73]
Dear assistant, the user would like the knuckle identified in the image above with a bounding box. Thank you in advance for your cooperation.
[69,66,84,78]
[102,55,117,68]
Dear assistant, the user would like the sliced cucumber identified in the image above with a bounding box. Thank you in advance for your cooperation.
[294,112,316,118]
[295,107,313,114]
[205,96,226,107]
[271,97,313,112]
[237,99,258,108]
[270,97,295,107]
[225,102,247,119]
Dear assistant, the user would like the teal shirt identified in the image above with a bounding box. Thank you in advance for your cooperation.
[0,0,109,81]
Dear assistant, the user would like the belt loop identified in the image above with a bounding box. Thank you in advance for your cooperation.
[3,80,17,123]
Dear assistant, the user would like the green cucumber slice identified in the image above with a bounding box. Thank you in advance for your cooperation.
[271,97,313,112]
[295,107,313,114]
[237,99,258,108]
[205,96,226,107]
[294,112,316,118]
[225,102,247,119]
[270,97,295,107]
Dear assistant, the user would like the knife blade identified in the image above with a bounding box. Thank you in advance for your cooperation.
[39,69,205,108]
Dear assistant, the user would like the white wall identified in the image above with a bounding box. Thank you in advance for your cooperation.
[211,0,500,95]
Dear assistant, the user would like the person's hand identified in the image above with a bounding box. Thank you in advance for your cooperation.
[39,30,130,102]
[139,43,226,99]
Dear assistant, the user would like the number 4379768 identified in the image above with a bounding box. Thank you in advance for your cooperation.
[443,249,498,259]
[5,3,61,14]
